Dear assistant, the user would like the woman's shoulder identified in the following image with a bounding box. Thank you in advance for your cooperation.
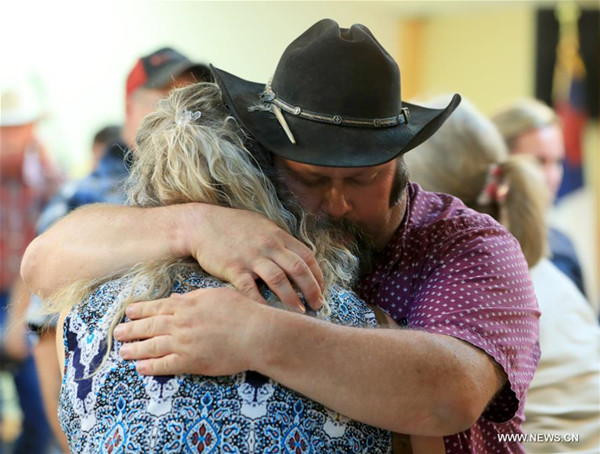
[69,276,134,330]
[73,270,223,317]
[172,269,226,293]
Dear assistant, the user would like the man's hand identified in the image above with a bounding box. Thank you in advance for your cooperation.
[187,205,324,311]
[114,288,271,376]
[114,286,505,435]
[22,203,324,311]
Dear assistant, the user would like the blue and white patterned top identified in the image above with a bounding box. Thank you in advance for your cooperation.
[58,270,392,453]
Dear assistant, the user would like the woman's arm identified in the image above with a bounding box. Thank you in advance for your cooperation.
[410,435,445,453]
[36,326,69,452]
[21,202,324,310]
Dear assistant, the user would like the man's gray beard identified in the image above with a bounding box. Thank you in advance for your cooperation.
[271,171,380,280]
[310,215,380,279]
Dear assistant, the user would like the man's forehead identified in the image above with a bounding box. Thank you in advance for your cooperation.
[276,157,393,176]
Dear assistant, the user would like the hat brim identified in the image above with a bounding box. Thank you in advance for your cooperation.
[0,111,42,127]
[212,65,461,167]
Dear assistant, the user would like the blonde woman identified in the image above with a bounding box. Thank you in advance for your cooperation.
[492,99,587,299]
[51,83,400,453]
[406,96,600,453]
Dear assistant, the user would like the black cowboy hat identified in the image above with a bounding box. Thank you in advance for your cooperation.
[212,18,461,167]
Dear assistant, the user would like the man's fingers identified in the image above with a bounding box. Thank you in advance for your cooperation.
[253,259,305,312]
[113,315,171,341]
[125,298,174,320]
[136,354,183,376]
[119,335,173,360]
[284,240,325,292]
[230,273,267,304]
[271,248,324,311]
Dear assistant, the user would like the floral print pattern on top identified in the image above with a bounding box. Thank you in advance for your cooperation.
[59,272,391,454]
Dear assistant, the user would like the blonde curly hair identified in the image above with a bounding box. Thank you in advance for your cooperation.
[46,83,361,360]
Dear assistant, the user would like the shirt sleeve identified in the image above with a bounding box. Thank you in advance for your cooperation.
[35,181,78,234]
[408,222,541,423]
[25,293,59,335]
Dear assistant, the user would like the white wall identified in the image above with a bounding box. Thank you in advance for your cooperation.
[418,5,535,114]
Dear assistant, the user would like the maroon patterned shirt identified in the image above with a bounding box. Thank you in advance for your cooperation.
[357,183,540,454]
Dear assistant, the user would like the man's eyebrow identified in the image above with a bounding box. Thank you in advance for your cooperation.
[285,163,379,179]
[286,166,325,178]
[349,169,379,179]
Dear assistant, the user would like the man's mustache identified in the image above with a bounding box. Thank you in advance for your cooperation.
[312,216,368,243]
[310,215,379,278]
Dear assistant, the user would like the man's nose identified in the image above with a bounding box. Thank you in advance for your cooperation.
[323,187,352,218]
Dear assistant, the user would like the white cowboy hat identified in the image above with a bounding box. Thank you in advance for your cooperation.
[1,81,43,126]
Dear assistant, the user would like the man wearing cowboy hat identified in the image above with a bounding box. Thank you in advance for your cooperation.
[22,20,539,452]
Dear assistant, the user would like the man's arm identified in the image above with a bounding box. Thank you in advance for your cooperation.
[21,203,324,310]
[115,288,506,436]
[21,204,185,297]
[254,308,506,436]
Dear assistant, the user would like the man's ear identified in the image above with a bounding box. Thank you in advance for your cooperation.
[122,93,138,149]
[125,94,134,119]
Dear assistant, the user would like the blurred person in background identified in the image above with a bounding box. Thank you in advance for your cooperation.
[90,124,122,172]
[0,80,63,453]
[491,99,588,300]
[33,47,212,229]
[405,96,600,453]
[24,47,212,452]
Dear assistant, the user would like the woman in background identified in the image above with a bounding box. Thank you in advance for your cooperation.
[405,96,600,454]
[492,99,587,300]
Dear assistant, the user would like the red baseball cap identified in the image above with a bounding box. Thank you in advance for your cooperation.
[125,47,212,98]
